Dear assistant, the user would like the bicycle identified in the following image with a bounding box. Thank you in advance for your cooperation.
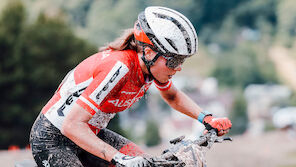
[15,130,232,167]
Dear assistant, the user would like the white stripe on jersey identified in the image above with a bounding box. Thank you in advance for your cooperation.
[89,61,129,106]
[79,96,100,113]
[44,69,93,129]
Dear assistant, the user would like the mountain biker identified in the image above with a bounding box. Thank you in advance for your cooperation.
[30,6,232,167]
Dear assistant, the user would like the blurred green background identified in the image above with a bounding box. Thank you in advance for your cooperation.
[0,0,296,152]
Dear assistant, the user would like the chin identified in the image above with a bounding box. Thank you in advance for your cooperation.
[154,74,170,84]
[158,78,169,84]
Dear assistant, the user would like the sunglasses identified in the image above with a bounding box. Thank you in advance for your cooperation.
[155,52,188,69]
[145,45,191,69]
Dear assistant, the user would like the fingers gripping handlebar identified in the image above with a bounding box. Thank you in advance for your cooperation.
[195,130,232,148]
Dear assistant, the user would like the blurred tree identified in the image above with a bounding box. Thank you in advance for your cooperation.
[66,0,94,28]
[233,0,277,29]
[204,0,278,51]
[276,0,296,47]
[0,1,97,149]
[14,0,256,49]
[204,16,239,50]
[0,0,28,148]
[66,0,251,47]
[196,0,248,29]
[212,43,278,88]
[229,92,248,135]
[144,120,161,147]
[288,92,296,106]
[85,0,141,46]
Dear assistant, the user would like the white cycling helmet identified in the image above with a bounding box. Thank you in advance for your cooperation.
[134,6,198,56]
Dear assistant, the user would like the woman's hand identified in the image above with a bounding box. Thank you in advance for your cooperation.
[203,116,232,136]
[111,152,150,167]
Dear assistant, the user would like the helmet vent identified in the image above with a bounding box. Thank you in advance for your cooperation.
[165,38,178,53]
[152,12,191,54]
[156,7,197,54]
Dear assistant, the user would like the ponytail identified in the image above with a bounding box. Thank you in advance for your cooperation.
[99,28,140,52]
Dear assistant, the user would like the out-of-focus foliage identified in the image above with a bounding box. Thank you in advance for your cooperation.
[144,120,161,147]
[229,92,248,135]
[233,0,277,29]
[276,0,296,47]
[1,0,294,53]
[10,0,251,47]
[85,0,141,46]
[0,1,97,149]
[212,43,278,88]
[0,1,27,149]
[204,0,277,50]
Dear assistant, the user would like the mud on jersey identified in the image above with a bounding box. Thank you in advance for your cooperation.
[42,49,171,134]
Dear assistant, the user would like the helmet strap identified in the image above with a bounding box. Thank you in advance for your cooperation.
[141,46,161,79]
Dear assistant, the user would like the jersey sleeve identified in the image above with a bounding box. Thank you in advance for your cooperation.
[154,80,172,91]
[76,61,130,115]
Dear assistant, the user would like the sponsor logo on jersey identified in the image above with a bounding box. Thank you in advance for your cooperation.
[96,65,122,99]
[108,96,142,108]
[88,61,129,106]
[121,91,137,95]
[57,87,86,116]
[108,99,133,108]
[107,83,152,108]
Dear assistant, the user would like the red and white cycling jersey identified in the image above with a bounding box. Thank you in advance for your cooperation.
[42,49,172,134]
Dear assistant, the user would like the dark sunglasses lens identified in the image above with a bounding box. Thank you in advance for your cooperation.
[166,57,185,69]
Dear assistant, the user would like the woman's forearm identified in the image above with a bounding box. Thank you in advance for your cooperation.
[61,104,118,162]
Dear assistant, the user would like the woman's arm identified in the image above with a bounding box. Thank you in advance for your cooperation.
[159,83,232,136]
[159,83,202,120]
[61,103,118,162]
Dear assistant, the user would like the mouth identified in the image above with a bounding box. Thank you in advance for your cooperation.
[168,75,173,79]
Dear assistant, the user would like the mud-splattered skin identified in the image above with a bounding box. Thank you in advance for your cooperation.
[30,113,142,167]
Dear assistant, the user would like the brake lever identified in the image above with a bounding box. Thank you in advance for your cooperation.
[195,130,233,148]
[148,157,185,167]
[169,136,185,145]
[214,136,233,143]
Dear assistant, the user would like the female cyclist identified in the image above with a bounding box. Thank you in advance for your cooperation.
[30,6,232,167]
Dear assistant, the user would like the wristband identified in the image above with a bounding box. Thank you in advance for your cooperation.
[197,110,212,123]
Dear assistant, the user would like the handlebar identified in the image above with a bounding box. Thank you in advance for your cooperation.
[195,129,232,148]
[170,129,232,149]
[146,130,233,167]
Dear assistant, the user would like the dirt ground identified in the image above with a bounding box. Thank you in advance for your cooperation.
[205,130,296,167]
[2,130,296,167]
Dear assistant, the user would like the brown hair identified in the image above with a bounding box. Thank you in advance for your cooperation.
[99,28,140,52]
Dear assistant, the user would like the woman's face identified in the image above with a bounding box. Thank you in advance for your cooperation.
[149,52,182,83]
